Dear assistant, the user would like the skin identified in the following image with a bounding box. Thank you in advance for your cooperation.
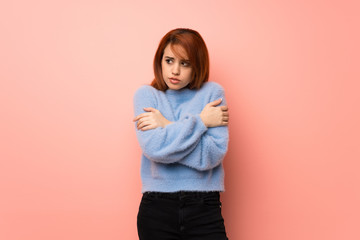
[133,44,229,131]
[162,44,193,91]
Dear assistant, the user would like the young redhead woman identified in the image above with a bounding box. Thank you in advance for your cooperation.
[133,28,229,240]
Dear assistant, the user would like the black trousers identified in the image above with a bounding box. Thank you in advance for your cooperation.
[137,191,228,240]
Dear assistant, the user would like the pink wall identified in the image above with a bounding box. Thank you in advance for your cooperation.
[1,0,359,239]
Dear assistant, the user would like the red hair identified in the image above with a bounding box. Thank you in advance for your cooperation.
[151,28,210,91]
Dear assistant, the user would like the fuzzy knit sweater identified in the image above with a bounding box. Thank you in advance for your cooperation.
[133,81,229,193]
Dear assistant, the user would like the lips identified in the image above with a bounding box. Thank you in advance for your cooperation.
[169,78,180,84]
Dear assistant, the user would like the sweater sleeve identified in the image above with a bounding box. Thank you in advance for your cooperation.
[178,86,229,171]
[133,86,208,164]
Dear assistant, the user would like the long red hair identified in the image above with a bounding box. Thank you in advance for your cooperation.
[151,28,210,91]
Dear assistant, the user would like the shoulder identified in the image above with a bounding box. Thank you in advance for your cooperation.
[199,81,225,97]
[133,85,161,100]
[134,85,157,95]
[201,81,225,92]
[133,85,164,110]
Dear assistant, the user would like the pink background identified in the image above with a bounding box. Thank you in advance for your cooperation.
[1,0,359,239]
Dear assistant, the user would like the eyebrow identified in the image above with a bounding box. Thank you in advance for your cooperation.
[164,56,190,62]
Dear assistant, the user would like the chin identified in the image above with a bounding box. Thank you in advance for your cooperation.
[166,83,183,90]
[170,86,185,90]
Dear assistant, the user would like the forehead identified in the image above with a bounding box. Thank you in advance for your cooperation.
[163,44,189,60]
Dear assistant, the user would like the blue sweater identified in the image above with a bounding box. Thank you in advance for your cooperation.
[133,81,229,193]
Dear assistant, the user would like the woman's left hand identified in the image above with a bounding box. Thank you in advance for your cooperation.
[133,107,173,131]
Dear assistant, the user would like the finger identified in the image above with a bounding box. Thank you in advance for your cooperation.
[221,106,228,111]
[134,113,146,121]
[134,112,151,121]
[221,121,229,126]
[223,116,229,121]
[143,107,158,113]
[137,117,152,128]
[137,118,145,128]
[222,111,229,116]
[137,120,142,129]
[136,118,142,127]
[141,125,156,131]
[138,120,151,130]
[208,98,222,107]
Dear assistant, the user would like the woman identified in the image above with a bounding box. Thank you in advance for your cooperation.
[133,28,229,240]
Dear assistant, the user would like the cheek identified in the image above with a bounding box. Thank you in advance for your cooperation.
[162,64,169,74]
[185,69,193,80]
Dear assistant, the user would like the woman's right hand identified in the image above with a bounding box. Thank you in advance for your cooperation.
[200,99,229,128]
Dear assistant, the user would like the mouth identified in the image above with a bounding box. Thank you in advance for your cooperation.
[169,77,180,84]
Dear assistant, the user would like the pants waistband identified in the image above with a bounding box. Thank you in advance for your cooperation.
[143,191,219,200]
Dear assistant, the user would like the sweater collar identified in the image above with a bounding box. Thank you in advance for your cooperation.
[165,87,193,95]
[165,87,196,103]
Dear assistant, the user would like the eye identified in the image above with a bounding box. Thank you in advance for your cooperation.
[181,61,190,67]
[165,58,173,64]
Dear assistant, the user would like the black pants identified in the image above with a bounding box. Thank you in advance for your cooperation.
[137,191,228,240]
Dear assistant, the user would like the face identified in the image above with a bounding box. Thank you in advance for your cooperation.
[161,44,192,90]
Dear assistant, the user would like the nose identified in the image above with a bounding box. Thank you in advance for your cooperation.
[172,63,180,76]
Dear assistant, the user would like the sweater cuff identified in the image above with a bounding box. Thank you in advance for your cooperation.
[195,114,208,133]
